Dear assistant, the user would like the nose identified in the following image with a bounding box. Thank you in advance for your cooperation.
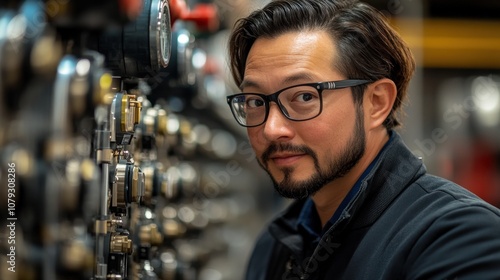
[262,103,294,142]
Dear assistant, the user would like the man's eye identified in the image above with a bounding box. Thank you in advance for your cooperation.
[293,92,316,102]
[247,98,265,108]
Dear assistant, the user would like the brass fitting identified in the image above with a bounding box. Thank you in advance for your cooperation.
[110,235,133,254]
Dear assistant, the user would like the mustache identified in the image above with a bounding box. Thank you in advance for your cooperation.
[261,143,316,163]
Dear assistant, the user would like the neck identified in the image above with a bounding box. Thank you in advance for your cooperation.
[311,130,390,227]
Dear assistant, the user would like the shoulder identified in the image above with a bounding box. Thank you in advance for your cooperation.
[400,174,500,279]
[394,173,500,239]
[379,173,500,234]
[411,173,500,216]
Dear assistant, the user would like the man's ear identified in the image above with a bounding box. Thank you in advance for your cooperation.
[365,78,397,129]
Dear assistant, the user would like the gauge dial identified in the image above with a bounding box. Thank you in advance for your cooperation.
[150,0,172,70]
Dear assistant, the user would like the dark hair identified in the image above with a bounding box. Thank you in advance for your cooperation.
[228,0,415,129]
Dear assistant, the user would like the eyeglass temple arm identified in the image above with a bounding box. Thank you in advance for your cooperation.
[324,79,371,89]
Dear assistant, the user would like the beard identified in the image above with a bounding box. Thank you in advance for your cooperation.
[257,108,366,199]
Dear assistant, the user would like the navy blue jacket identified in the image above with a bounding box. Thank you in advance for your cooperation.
[246,132,500,280]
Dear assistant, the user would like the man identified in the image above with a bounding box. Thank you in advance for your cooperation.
[226,0,500,279]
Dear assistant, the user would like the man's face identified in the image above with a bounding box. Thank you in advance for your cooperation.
[242,30,366,199]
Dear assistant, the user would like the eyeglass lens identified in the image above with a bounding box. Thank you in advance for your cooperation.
[230,85,321,126]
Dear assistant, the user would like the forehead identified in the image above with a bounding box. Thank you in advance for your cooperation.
[242,30,340,90]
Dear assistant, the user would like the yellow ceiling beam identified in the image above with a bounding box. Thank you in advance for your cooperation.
[392,18,500,69]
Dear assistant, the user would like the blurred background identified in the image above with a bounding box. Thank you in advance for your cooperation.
[0,0,499,280]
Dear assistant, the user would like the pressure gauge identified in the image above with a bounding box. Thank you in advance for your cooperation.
[97,0,173,78]
[150,0,172,70]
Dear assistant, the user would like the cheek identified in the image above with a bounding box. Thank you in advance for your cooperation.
[298,105,355,151]
[307,111,352,138]
[247,128,264,153]
[320,94,356,127]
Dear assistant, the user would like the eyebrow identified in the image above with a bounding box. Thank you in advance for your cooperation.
[239,79,259,90]
[240,72,318,91]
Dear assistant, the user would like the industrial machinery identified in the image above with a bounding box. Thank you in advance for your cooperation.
[0,1,266,279]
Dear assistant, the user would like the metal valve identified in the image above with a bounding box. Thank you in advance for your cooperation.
[112,162,145,214]
[110,92,142,145]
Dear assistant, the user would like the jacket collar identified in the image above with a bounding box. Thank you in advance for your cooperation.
[348,131,426,229]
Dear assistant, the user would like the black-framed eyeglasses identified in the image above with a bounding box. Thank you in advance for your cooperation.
[226,79,371,127]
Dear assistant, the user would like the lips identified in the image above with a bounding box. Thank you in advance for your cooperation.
[270,153,305,166]
[261,143,313,169]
